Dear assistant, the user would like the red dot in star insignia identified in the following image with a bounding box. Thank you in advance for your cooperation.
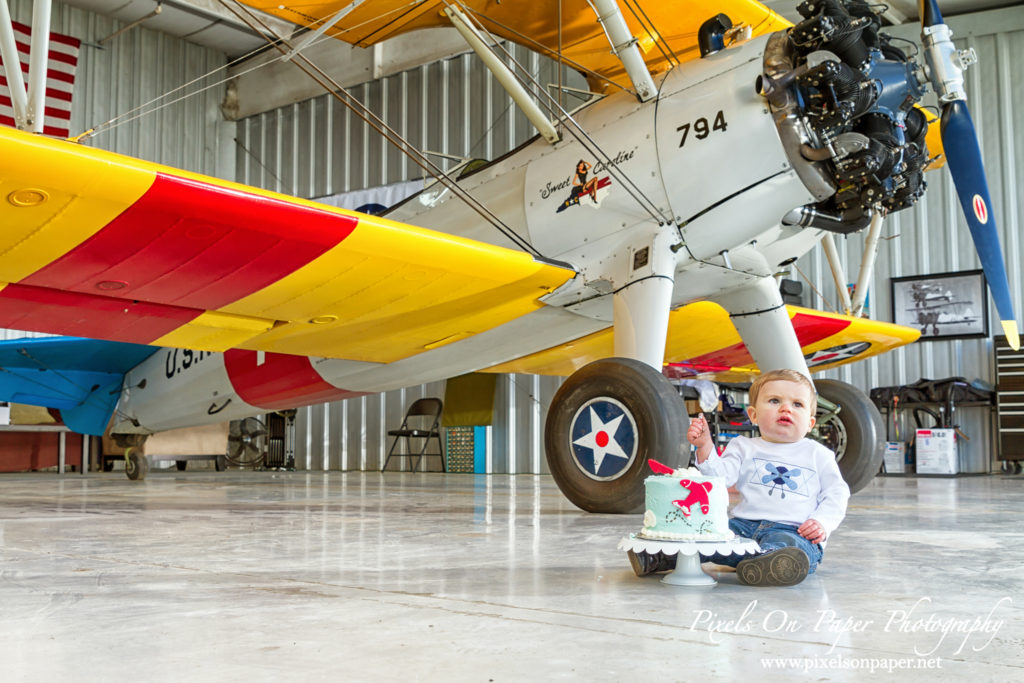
[596,431,609,447]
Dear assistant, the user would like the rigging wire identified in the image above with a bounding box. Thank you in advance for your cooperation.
[622,0,680,68]
[459,2,673,226]
[793,262,839,314]
[216,0,544,259]
[74,2,421,142]
[234,136,286,187]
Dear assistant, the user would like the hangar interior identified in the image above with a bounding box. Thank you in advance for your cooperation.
[1,0,1023,678]
[4,0,1022,477]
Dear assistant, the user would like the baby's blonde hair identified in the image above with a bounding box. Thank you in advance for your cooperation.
[749,369,816,405]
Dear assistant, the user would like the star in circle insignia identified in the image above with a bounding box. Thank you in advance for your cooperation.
[573,406,629,474]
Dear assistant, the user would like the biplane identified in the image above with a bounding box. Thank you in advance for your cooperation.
[0,0,1015,512]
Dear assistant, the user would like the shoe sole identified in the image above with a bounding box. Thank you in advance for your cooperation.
[736,547,809,587]
[627,549,648,577]
[627,550,675,576]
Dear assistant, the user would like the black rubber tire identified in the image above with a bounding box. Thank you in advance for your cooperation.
[176,460,188,471]
[544,357,688,513]
[215,454,228,472]
[814,379,884,494]
[125,448,149,481]
[102,459,114,472]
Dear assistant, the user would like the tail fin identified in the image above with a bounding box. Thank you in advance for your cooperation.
[0,337,157,435]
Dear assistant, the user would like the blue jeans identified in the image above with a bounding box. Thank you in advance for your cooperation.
[701,518,825,574]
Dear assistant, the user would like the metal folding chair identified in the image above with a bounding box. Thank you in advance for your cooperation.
[381,398,445,472]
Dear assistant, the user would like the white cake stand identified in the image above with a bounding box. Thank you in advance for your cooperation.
[618,534,761,586]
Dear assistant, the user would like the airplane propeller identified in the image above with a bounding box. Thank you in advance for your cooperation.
[919,0,1019,349]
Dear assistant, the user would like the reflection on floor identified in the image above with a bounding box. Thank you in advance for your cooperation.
[0,471,1021,680]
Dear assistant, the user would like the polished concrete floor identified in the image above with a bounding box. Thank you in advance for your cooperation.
[1,469,1022,681]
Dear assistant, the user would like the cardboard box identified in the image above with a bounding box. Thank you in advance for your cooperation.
[915,429,958,474]
[684,400,722,416]
[883,441,911,473]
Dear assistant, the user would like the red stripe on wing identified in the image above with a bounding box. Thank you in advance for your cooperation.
[673,312,853,369]
[223,350,364,411]
[20,173,358,310]
[0,283,200,342]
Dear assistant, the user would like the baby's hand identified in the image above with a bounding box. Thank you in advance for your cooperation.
[687,414,712,448]
[798,518,827,545]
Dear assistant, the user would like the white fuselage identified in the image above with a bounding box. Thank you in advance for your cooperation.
[115,33,825,435]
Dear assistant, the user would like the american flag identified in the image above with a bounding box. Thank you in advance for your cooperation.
[0,20,80,138]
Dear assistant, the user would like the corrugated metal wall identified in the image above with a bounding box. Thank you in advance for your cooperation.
[235,45,585,197]
[242,9,1023,474]
[1,0,233,342]
[3,0,234,170]
[296,374,567,474]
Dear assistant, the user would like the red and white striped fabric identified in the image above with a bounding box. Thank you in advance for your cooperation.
[0,20,80,138]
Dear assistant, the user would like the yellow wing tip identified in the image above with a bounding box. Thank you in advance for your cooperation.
[1001,320,1020,351]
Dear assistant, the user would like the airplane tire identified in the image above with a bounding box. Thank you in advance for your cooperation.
[545,357,688,513]
[814,379,884,494]
[125,448,149,481]
[176,460,188,471]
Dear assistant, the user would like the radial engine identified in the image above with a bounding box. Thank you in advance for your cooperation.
[762,0,932,233]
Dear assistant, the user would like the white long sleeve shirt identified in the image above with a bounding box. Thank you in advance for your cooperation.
[697,436,850,538]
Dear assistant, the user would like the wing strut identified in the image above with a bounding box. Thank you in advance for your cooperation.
[821,234,853,315]
[589,0,657,102]
[818,211,883,318]
[444,5,560,144]
[25,0,49,132]
[0,0,51,132]
[850,212,884,317]
[216,0,545,259]
[454,5,673,226]
[0,0,29,128]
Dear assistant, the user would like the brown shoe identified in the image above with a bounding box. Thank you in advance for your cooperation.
[627,550,676,576]
[736,547,809,586]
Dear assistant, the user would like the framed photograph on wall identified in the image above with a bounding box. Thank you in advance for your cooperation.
[890,269,989,341]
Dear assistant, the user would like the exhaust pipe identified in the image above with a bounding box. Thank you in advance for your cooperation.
[783,205,873,234]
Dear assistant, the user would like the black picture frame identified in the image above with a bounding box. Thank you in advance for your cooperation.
[890,269,989,341]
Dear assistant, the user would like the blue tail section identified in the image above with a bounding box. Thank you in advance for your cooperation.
[0,337,158,435]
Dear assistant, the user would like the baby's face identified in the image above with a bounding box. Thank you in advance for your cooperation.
[747,379,816,444]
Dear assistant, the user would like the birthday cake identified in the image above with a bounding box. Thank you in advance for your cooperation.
[640,461,734,541]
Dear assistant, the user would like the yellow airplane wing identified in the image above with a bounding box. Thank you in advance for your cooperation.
[238,0,791,92]
[0,125,575,362]
[484,301,921,380]
[0,124,920,377]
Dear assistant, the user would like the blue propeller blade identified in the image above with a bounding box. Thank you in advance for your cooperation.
[940,101,1017,341]
[919,0,944,27]
[921,0,1019,348]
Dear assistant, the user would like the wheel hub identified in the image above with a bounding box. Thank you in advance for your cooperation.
[814,411,849,463]
[568,397,639,480]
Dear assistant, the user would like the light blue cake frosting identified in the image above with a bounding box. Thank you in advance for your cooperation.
[640,467,734,540]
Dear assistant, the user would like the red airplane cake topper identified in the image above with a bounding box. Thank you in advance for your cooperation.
[647,459,713,516]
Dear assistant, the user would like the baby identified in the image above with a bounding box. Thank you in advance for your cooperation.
[630,369,850,586]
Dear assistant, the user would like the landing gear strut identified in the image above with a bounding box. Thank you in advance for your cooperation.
[544,357,688,513]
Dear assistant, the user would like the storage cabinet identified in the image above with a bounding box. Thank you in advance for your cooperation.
[995,335,1024,467]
